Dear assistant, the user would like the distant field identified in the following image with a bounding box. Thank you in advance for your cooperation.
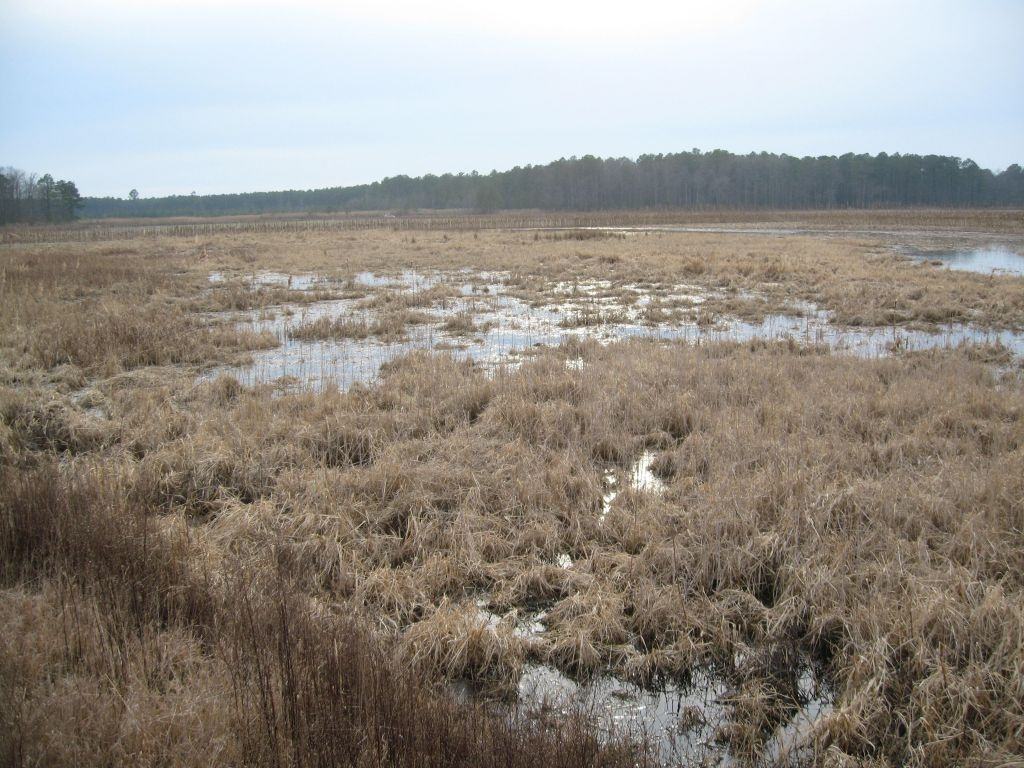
[2,220,1023,767]
[3,207,1023,243]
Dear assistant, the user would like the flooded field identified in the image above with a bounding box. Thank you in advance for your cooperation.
[182,252,1024,761]
[4,218,1024,768]
[204,268,1024,391]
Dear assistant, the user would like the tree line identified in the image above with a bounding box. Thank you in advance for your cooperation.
[0,167,83,225]
[50,150,1024,220]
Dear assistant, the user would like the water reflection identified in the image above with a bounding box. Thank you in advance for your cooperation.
[903,246,1024,276]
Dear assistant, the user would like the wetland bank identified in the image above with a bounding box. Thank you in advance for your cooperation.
[2,212,1024,767]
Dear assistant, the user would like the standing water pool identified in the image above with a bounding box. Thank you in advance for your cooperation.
[903,246,1024,276]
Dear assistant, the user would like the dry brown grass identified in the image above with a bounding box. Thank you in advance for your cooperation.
[0,462,642,768]
[197,282,342,311]
[361,283,462,310]
[4,340,1023,765]
[0,247,278,380]
[7,221,1024,348]
[6,208,1024,244]
[29,303,278,372]
[440,311,493,336]
[2,221,1024,766]
[8,223,1011,332]
[289,309,430,342]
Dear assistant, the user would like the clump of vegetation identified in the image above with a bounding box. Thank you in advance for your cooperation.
[400,599,526,695]
[541,229,627,241]
[362,283,461,310]
[200,283,339,311]
[28,303,278,372]
[289,310,430,342]
[558,306,630,328]
[289,315,372,340]
[441,311,492,336]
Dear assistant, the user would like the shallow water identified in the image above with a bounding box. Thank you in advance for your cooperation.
[203,269,1024,391]
[596,453,667,523]
[630,450,667,494]
[463,592,833,764]
[515,662,831,765]
[465,580,832,765]
[902,246,1024,275]
[474,599,547,639]
[530,224,1024,244]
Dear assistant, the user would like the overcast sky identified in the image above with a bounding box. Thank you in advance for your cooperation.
[1,0,1021,198]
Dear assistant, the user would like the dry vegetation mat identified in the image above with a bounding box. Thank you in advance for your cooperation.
[2,219,1023,767]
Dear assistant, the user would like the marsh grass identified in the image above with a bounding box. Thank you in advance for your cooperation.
[2,222,1024,767]
[0,462,647,768]
[199,283,340,311]
[0,249,279,377]
[29,303,279,372]
[13,220,1013,334]
[289,309,430,342]
[540,229,628,242]
[4,338,1023,766]
[9,208,1024,244]
[361,283,462,310]
[164,224,1021,332]
[441,311,493,335]
[558,306,632,328]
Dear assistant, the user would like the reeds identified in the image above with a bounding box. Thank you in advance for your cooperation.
[289,310,429,341]
[441,311,491,335]
[0,461,648,768]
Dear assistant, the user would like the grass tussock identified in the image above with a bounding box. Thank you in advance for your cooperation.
[289,309,430,341]
[400,599,526,695]
[558,306,631,328]
[540,229,628,242]
[361,283,461,310]
[441,311,492,336]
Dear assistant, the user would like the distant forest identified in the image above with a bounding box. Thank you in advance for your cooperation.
[70,150,1024,219]
[1,167,83,225]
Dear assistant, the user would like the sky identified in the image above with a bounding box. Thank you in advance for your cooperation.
[1,0,1022,198]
